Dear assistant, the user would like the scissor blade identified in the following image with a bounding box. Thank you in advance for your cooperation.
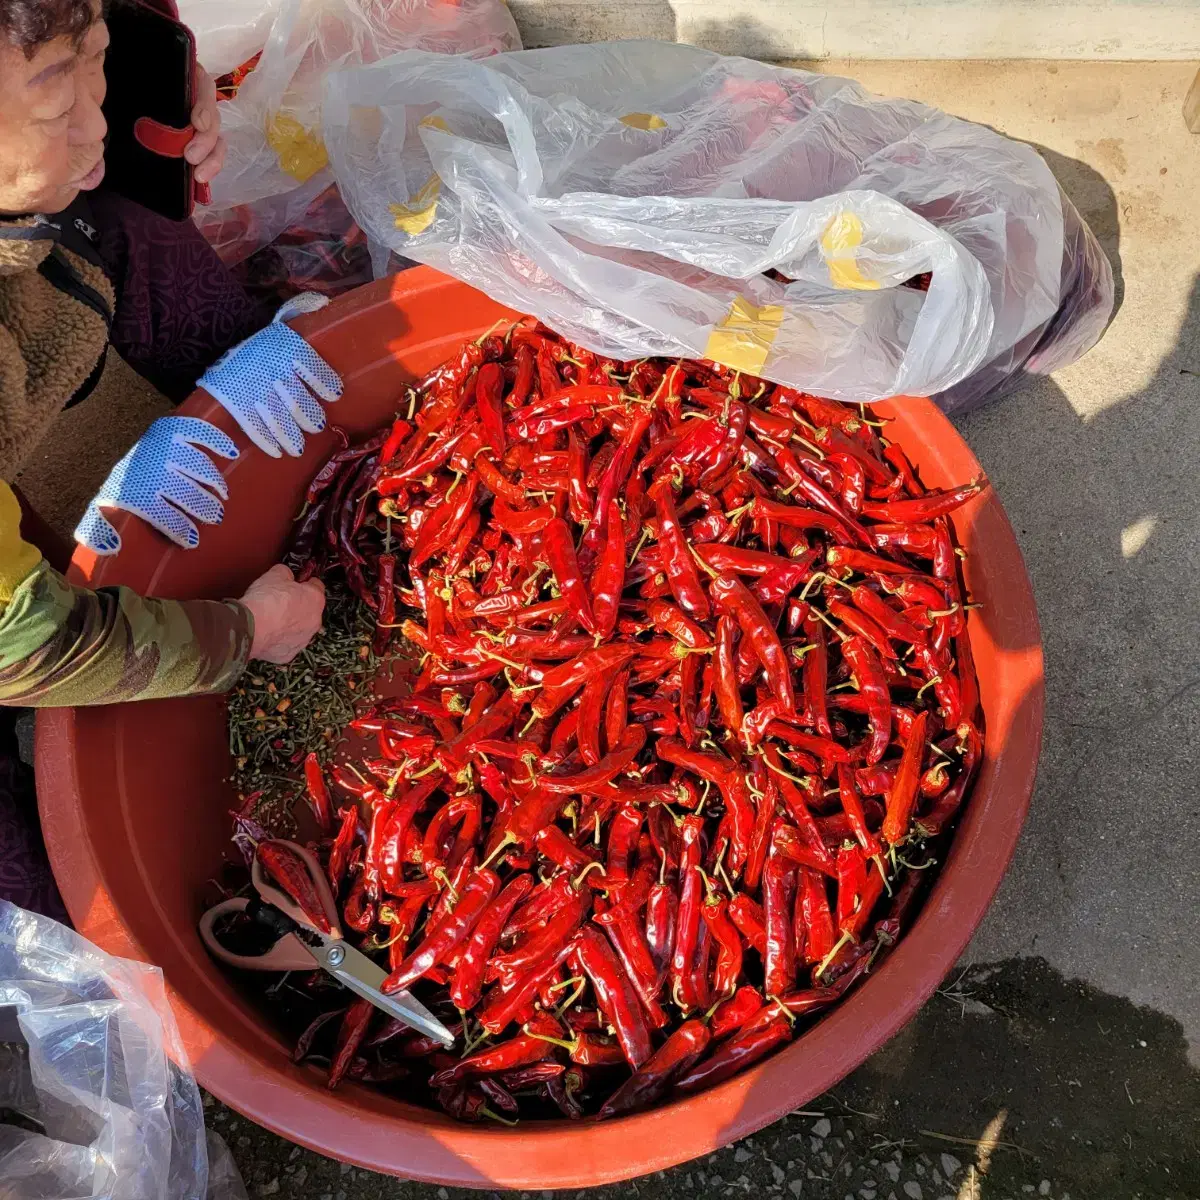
[313,939,455,1047]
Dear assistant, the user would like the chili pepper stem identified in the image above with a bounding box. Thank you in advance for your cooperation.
[766,995,798,1025]
[872,853,891,892]
[628,526,651,567]
[800,572,834,602]
[690,546,721,580]
[792,433,826,459]
[762,754,808,787]
[480,1105,520,1127]
[808,606,850,642]
[479,831,517,872]
[572,860,607,889]
[716,857,737,895]
[815,929,854,979]
[553,976,588,1017]
[433,866,461,904]
[522,1027,580,1055]
[915,675,942,701]
[672,978,690,1013]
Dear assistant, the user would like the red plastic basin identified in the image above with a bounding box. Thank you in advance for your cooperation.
[36,267,1043,1188]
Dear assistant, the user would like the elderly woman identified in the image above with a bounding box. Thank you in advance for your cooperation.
[1,0,337,917]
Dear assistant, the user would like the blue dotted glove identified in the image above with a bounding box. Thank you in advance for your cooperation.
[73,417,238,555]
[198,293,343,459]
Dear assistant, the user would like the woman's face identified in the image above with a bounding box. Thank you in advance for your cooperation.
[0,14,109,216]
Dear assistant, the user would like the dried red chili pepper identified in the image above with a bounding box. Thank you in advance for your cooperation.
[293,1006,346,1064]
[917,720,981,837]
[256,841,331,934]
[473,361,506,455]
[798,867,835,965]
[744,762,777,894]
[450,874,535,1011]
[701,895,744,999]
[595,902,668,1028]
[651,477,711,619]
[669,814,705,1012]
[328,997,374,1090]
[672,1008,792,1096]
[599,1019,711,1118]
[882,710,930,845]
[713,613,745,737]
[490,883,589,983]
[836,761,884,862]
[840,635,892,765]
[326,806,359,895]
[828,596,895,659]
[383,869,499,994]
[645,874,678,973]
[861,480,985,522]
[709,572,794,711]
[571,925,653,1068]
[604,665,630,752]
[303,753,334,836]
[539,724,647,795]
[257,325,986,1117]
[432,1010,564,1087]
[762,833,798,997]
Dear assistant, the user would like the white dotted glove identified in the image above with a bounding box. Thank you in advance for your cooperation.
[73,416,238,554]
[198,293,342,459]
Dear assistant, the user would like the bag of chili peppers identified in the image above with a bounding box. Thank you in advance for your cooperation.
[323,40,1113,412]
[0,901,247,1199]
[195,0,520,300]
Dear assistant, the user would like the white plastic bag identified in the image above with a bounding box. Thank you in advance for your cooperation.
[323,41,1112,409]
[0,902,246,1200]
[197,0,521,288]
[177,0,282,76]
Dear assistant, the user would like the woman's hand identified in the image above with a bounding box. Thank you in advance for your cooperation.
[184,67,227,185]
[241,565,326,664]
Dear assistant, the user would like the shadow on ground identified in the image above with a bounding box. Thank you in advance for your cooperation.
[214,957,1200,1200]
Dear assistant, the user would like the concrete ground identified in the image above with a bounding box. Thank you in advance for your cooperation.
[16,60,1200,1200]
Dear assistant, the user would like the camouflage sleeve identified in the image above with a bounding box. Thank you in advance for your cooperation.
[0,560,254,707]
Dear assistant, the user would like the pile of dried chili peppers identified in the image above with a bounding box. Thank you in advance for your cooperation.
[234,318,986,1121]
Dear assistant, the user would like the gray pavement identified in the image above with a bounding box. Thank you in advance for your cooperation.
[16,58,1200,1200]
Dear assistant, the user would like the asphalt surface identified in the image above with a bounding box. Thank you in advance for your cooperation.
[15,59,1200,1200]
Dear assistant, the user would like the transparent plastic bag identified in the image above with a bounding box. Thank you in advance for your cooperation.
[177,0,281,76]
[0,902,247,1200]
[323,41,1112,409]
[197,0,520,299]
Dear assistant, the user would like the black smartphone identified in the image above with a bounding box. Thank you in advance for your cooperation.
[102,0,197,221]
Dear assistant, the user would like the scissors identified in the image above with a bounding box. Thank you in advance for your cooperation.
[199,838,455,1047]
